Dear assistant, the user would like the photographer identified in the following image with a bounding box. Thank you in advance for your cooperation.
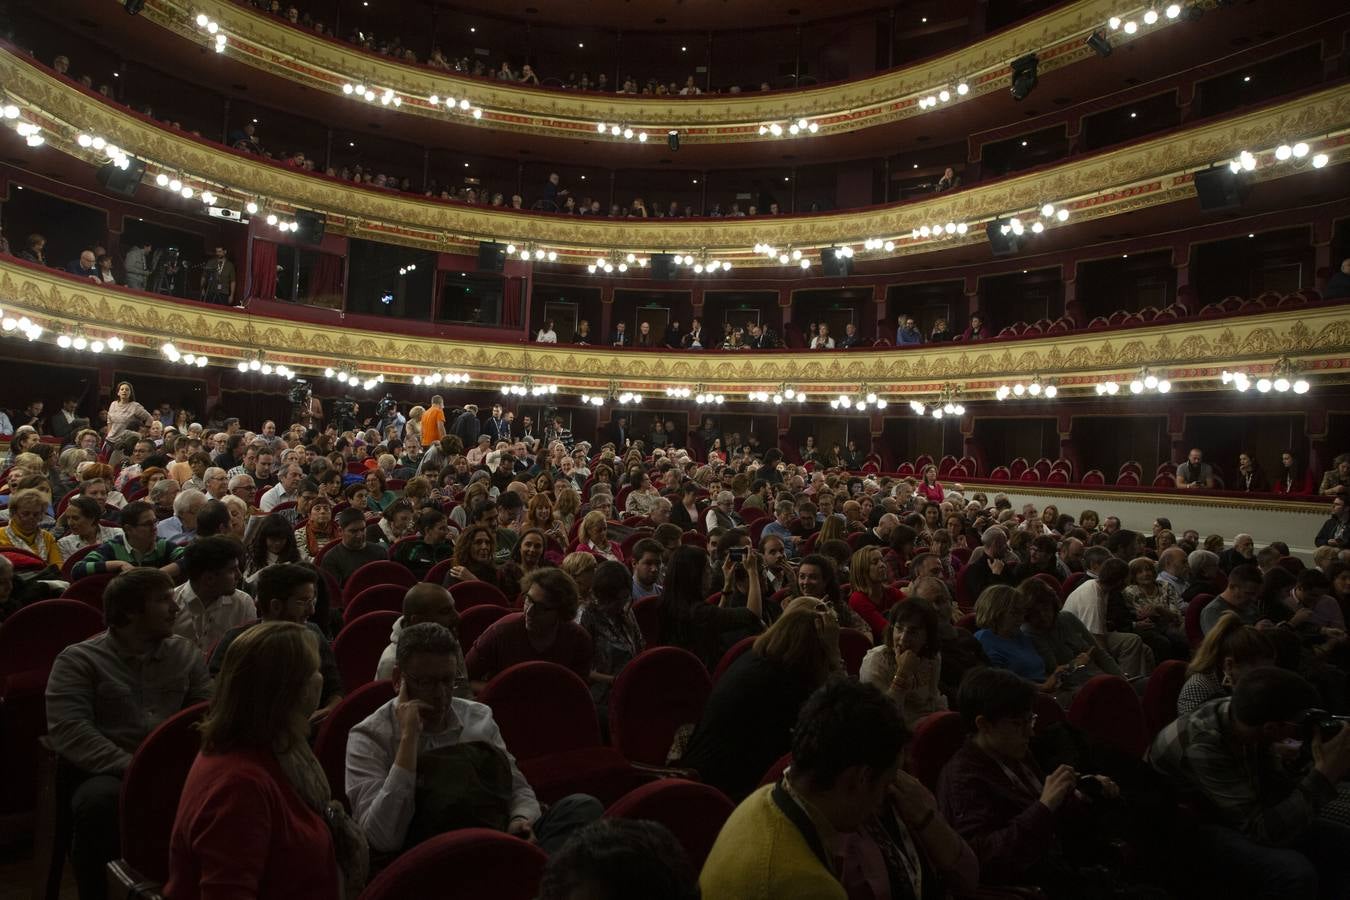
[376,394,404,437]
[1149,666,1350,899]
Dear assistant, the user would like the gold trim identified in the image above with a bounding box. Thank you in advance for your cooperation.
[152,0,1156,140]
[955,479,1328,515]
[3,259,1348,394]
[5,51,1348,258]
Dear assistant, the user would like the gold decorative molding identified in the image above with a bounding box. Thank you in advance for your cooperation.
[5,50,1348,260]
[147,0,1153,140]
[4,259,1348,396]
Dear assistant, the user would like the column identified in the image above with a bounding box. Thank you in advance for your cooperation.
[599,284,615,340]
[871,283,886,341]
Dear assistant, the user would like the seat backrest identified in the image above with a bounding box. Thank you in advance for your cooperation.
[937,455,957,475]
[954,567,976,611]
[343,584,408,624]
[906,711,966,791]
[1116,471,1140,486]
[1046,469,1069,483]
[604,779,734,870]
[119,701,209,882]
[312,538,342,568]
[1142,659,1188,737]
[59,544,99,581]
[712,635,756,682]
[1081,469,1104,485]
[1185,594,1212,648]
[313,679,396,808]
[458,605,511,650]
[1032,572,1061,592]
[60,571,117,610]
[332,610,400,691]
[989,466,1011,481]
[0,599,105,681]
[1032,458,1053,478]
[448,580,510,609]
[481,661,600,761]
[838,628,872,677]
[1152,473,1174,488]
[1067,675,1148,759]
[631,595,662,646]
[609,647,712,766]
[1008,457,1028,478]
[360,828,546,900]
[342,560,417,605]
[1059,571,1090,600]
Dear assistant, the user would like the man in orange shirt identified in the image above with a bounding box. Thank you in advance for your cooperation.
[421,395,446,447]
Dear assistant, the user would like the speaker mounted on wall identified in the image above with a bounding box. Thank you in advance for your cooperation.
[95,157,147,198]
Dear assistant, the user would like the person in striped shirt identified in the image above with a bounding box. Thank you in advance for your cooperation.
[73,500,185,581]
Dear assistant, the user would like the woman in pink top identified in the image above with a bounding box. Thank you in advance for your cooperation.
[916,465,945,503]
[165,622,367,899]
[105,382,152,445]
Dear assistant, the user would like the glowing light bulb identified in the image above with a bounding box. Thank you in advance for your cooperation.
[1109,16,1121,28]
[1056,208,1069,222]
[1143,9,1158,24]
[1312,153,1328,168]
[1165,4,1180,17]
[1292,142,1309,158]
[1123,20,1137,33]
[1275,145,1292,161]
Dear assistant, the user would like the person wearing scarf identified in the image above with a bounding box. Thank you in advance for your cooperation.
[0,488,63,567]
[166,621,367,899]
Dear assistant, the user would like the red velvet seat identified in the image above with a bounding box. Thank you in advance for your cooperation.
[950,546,971,568]
[332,610,399,691]
[914,454,934,471]
[0,600,104,816]
[1018,468,1040,482]
[1059,571,1090,600]
[618,530,651,560]
[60,571,116,609]
[1143,659,1188,738]
[740,505,769,524]
[681,530,706,546]
[448,579,510,610]
[604,779,734,870]
[111,701,208,888]
[956,612,977,631]
[1032,458,1053,479]
[896,462,915,476]
[1118,460,1143,477]
[906,711,965,791]
[359,828,546,900]
[839,628,872,677]
[343,584,407,624]
[1046,469,1069,484]
[312,538,341,568]
[458,604,512,650]
[948,464,969,478]
[749,517,769,545]
[1008,457,1029,479]
[989,465,1011,481]
[1086,315,1111,330]
[1152,473,1175,488]
[759,751,793,788]
[1185,594,1212,648]
[1067,675,1148,759]
[1032,572,1061,593]
[1115,471,1140,486]
[632,594,662,646]
[937,455,958,476]
[609,647,711,767]
[1081,469,1105,486]
[59,544,98,581]
[341,560,416,605]
[424,557,455,584]
[954,567,976,611]
[481,662,643,803]
[313,679,396,809]
[711,635,756,682]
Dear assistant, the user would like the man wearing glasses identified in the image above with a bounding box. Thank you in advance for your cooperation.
[72,500,185,581]
[207,562,342,723]
[347,621,601,855]
[465,568,592,690]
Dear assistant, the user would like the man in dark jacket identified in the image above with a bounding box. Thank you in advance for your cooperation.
[963,526,1020,602]
[450,404,480,448]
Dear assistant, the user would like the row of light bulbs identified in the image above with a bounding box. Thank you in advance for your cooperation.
[425,94,484,120]
[1221,369,1310,395]
[1228,143,1330,174]
[56,332,125,353]
[664,387,726,404]
[758,118,820,137]
[77,133,130,170]
[412,372,471,386]
[909,399,967,418]
[239,356,297,378]
[914,221,973,239]
[1094,368,1172,395]
[579,391,642,406]
[749,388,809,405]
[917,83,971,109]
[5,104,44,148]
[193,13,229,53]
[503,383,559,397]
[1107,4,1181,37]
[596,123,649,142]
[0,310,43,341]
[161,342,210,368]
[326,367,384,390]
[506,244,559,263]
[995,378,1059,401]
[831,392,888,411]
[754,244,813,269]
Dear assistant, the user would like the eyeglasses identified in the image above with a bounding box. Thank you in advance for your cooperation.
[403,674,455,693]
[128,519,157,529]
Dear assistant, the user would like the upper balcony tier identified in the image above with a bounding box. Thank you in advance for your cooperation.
[53,0,1347,167]
[4,45,1347,266]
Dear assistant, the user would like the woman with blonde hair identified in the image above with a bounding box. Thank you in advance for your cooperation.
[554,486,581,531]
[165,622,367,898]
[679,595,842,799]
[219,494,250,540]
[973,584,1059,693]
[0,488,63,566]
[817,512,847,548]
[404,405,425,443]
[848,545,904,636]
[527,493,568,550]
[560,550,598,610]
[574,509,623,562]
[1178,611,1274,716]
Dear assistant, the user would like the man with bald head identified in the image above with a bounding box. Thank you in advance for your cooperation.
[376,583,471,698]
[856,512,900,549]
[1059,537,1085,573]
[1157,546,1189,596]
[964,526,1019,601]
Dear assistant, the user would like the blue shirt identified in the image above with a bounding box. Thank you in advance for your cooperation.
[896,327,924,345]
[760,520,798,556]
[974,629,1047,682]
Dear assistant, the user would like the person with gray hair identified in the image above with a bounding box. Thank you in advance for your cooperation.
[1187,548,1221,602]
[963,526,1019,602]
[346,621,602,855]
[705,490,742,531]
[157,487,206,544]
[648,495,672,525]
[201,466,228,500]
[910,574,989,700]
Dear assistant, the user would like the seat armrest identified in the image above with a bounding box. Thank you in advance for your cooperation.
[107,859,164,900]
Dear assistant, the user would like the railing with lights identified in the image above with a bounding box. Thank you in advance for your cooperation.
[1221,358,1311,395]
[1095,368,1171,395]
[909,385,966,418]
[996,377,1058,401]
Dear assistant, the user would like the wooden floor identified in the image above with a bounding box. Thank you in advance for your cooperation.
[0,843,76,900]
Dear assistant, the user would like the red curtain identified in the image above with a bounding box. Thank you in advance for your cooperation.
[249,239,277,301]
[306,252,344,309]
[502,275,523,329]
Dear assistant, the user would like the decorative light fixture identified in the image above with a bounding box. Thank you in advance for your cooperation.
[748,385,809,406]
[160,341,210,368]
[596,122,648,142]
[830,385,886,411]
[1094,380,1122,396]
[995,375,1058,401]
[910,384,965,417]
[325,365,380,389]
[1097,367,1171,395]
[1222,358,1310,395]
[413,371,470,386]
[503,377,559,397]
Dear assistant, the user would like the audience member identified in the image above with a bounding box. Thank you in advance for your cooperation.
[464,566,592,685]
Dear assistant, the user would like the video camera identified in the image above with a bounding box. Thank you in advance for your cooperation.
[376,393,397,419]
[1298,708,1350,742]
[288,379,312,405]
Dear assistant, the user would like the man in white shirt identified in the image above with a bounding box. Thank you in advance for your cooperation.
[1061,556,1154,678]
[346,622,600,854]
[171,536,256,654]
[260,463,304,512]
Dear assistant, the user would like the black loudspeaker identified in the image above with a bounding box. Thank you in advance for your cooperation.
[1009,54,1039,101]
[1193,168,1247,211]
[95,158,147,197]
[125,0,145,13]
[477,241,506,272]
[667,130,680,152]
[986,220,1023,257]
[822,249,853,277]
[650,253,676,281]
[293,209,327,244]
[1085,31,1112,57]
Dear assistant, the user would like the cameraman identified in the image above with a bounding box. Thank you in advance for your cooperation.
[1149,666,1350,898]
[376,394,404,437]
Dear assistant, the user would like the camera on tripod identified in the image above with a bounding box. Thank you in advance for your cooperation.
[376,394,397,419]
[288,379,312,405]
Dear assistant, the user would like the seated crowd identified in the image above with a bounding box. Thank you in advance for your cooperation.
[4,381,1350,900]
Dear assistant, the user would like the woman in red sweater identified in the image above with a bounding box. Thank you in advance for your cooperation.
[917,465,945,503]
[848,545,905,638]
[165,622,367,899]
